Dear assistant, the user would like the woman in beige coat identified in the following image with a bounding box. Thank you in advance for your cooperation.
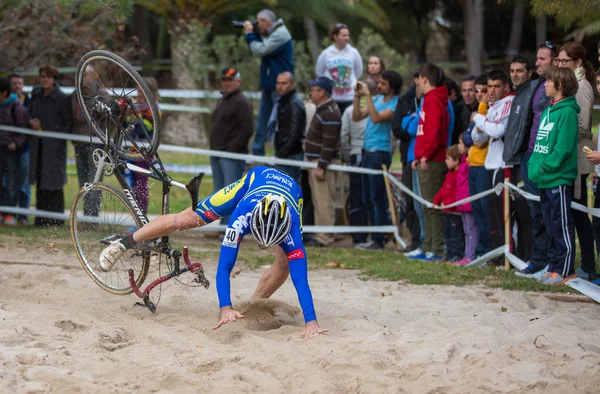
[556,43,597,278]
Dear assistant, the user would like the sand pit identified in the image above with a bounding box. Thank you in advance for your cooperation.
[1,242,600,394]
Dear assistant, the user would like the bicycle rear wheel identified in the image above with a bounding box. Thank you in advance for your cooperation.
[70,183,150,295]
[75,50,161,161]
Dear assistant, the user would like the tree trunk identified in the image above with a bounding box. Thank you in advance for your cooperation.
[463,0,484,75]
[536,14,547,46]
[505,0,525,58]
[303,17,320,64]
[163,21,209,146]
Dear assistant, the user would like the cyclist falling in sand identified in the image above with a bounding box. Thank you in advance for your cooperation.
[99,166,328,338]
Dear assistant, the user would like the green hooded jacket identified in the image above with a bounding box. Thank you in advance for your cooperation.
[527,95,580,189]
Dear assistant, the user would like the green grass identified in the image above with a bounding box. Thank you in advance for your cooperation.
[0,225,575,295]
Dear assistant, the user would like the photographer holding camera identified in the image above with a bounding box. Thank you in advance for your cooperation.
[241,9,293,157]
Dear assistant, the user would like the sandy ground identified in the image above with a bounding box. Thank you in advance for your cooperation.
[1,241,600,394]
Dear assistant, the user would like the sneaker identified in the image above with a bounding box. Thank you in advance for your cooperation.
[576,267,597,280]
[3,215,16,225]
[453,258,472,266]
[18,218,29,225]
[99,240,127,271]
[406,252,427,260]
[518,263,545,275]
[404,248,423,257]
[356,240,384,250]
[422,252,443,262]
[592,278,600,286]
[536,270,553,283]
[543,272,565,285]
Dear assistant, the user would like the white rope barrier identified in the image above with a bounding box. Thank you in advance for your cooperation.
[2,123,599,301]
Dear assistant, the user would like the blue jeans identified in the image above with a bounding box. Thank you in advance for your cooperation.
[348,154,368,244]
[521,151,550,268]
[412,169,425,244]
[361,151,391,245]
[275,152,303,184]
[469,166,491,254]
[252,89,280,156]
[210,156,245,224]
[18,142,30,221]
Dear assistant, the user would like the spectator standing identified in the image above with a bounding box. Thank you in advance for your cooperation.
[587,71,600,280]
[472,70,515,261]
[555,43,597,280]
[528,67,579,284]
[341,80,375,245]
[316,23,363,115]
[454,133,478,265]
[127,77,160,215]
[413,62,449,261]
[0,78,29,225]
[352,71,402,250]
[517,42,556,275]
[304,77,341,247]
[364,56,386,87]
[432,144,465,262]
[392,72,421,253]
[209,68,254,223]
[28,65,72,227]
[244,9,293,157]
[9,73,30,224]
[502,56,535,262]
[444,77,464,144]
[460,75,478,133]
[467,73,491,256]
[271,72,306,183]
[71,66,106,217]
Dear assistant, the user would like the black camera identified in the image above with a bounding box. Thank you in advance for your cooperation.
[232,20,258,29]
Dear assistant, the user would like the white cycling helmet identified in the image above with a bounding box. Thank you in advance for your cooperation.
[250,194,292,248]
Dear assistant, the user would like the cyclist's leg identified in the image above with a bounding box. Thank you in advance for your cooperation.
[132,207,205,243]
[250,246,290,300]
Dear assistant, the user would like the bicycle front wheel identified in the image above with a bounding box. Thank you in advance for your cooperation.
[70,183,150,295]
[75,50,161,161]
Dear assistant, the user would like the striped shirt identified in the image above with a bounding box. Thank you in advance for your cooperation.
[304,98,341,170]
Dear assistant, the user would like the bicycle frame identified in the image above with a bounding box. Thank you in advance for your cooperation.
[87,107,208,312]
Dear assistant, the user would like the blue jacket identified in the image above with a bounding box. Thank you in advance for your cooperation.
[245,19,294,91]
[403,101,454,163]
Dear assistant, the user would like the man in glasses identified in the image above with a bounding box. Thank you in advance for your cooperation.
[516,42,557,276]
[243,9,293,157]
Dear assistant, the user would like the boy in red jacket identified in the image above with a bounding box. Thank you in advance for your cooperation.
[413,62,449,261]
[433,145,465,262]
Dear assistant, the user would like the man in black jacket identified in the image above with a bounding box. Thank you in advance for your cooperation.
[271,72,305,182]
[391,72,420,252]
[502,56,535,263]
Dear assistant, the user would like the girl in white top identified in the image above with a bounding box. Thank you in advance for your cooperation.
[315,23,363,114]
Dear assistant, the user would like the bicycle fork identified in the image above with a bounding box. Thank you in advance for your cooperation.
[127,247,210,313]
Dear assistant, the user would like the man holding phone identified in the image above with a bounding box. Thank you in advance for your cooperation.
[352,70,402,249]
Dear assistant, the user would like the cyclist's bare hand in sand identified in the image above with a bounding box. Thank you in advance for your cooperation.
[213,306,244,330]
[301,320,328,338]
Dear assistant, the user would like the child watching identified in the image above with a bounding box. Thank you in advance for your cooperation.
[455,133,478,265]
[528,67,579,285]
[433,144,465,263]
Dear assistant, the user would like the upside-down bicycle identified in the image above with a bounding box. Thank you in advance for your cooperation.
[69,50,210,312]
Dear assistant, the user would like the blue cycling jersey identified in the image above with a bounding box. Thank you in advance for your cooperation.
[195,166,316,323]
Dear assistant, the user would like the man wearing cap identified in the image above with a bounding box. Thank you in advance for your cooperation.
[209,68,254,223]
[304,76,341,247]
